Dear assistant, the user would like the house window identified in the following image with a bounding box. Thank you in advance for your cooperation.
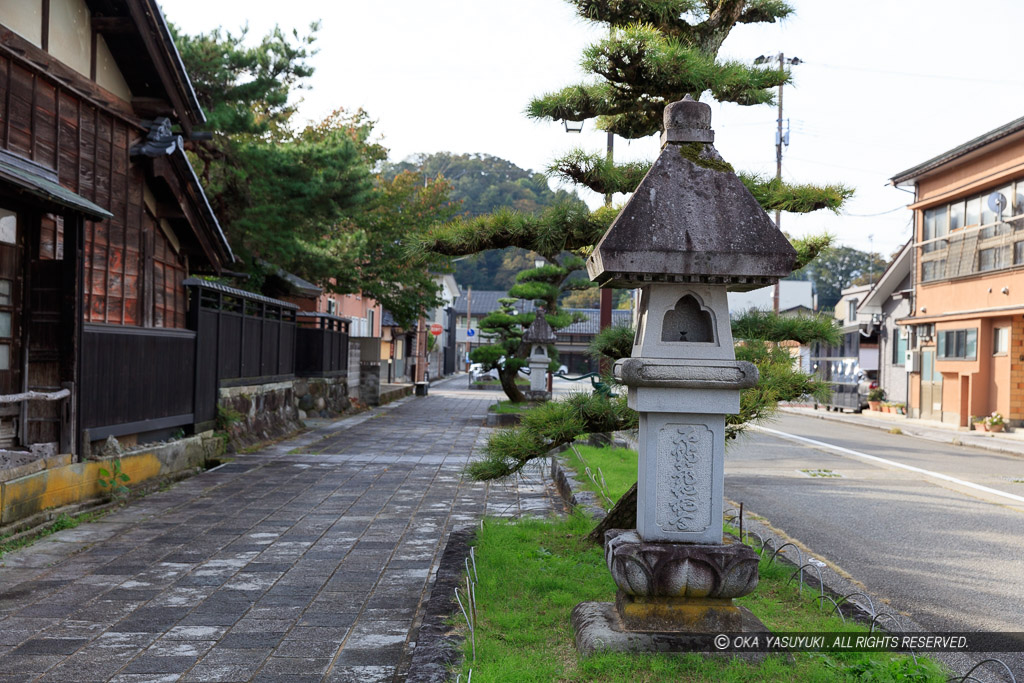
[0,210,16,244]
[893,329,908,365]
[922,207,948,253]
[367,309,375,336]
[994,327,1009,355]
[327,299,337,315]
[937,328,977,360]
[922,260,945,281]
[918,178,1024,281]
[978,246,1009,272]
[1014,242,1024,265]
[847,299,858,321]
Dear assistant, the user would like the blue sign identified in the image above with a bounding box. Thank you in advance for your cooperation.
[467,329,476,337]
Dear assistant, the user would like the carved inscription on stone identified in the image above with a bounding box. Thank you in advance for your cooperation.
[656,424,712,533]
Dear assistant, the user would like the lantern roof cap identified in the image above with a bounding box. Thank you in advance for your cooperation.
[522,309,558,344]
[586,96,796,291]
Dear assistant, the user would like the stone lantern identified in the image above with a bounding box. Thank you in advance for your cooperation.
[521,309,557,401]
[573,96,797,652]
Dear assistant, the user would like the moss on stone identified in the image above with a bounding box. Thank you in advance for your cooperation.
[678,142,734,174]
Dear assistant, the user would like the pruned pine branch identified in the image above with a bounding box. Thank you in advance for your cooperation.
[739,174,853,215]
[408,202,614,263]
[567,0,792,40]
[548,151,651,196]
[789,234,834,271]
[728,340,831,439]
[528,23,787,139]
[731,309,840,346]
[467,392,638,480]
[738,0,795,24]
[588,324,635,366]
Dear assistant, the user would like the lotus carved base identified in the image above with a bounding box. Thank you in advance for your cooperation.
[605,529,760,632]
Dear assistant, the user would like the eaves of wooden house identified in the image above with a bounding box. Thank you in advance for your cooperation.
[0,0,233,454]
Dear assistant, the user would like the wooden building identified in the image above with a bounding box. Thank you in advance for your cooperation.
[0,0,233,454]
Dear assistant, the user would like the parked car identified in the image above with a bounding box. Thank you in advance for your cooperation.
[468,363,498,381]
[856,369,879,409]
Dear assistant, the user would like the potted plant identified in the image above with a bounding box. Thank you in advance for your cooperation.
[895,403,906,415]
[985,412,1005,433]
[867,388,885,411]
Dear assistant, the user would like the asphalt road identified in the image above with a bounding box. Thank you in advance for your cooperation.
[725,413,1024,674]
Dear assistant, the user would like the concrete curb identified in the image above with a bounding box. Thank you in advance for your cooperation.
[405,526,474,683]
[549,451,607,522]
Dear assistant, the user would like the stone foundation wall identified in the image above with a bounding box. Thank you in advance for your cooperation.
[218,376,354,450]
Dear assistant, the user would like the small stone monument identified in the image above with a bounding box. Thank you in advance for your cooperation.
[572,95,797,654]
[521,309,557,401]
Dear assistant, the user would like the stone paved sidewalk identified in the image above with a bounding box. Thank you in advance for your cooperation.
[0,377,557,682]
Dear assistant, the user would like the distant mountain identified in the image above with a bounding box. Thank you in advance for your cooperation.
[382,152,587,290]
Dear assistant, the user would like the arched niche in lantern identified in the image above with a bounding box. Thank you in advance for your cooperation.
[631,285,735,360]
[661,293,715,343]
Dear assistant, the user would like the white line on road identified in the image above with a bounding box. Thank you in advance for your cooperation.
[750,425,1024,505]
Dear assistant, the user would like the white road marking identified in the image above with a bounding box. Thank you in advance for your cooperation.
[750,425,1024,505]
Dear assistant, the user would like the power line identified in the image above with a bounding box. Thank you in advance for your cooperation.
[811,61,1024,87]
[841,205,907,218]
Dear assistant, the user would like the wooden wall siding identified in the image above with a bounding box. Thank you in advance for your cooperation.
[0,53,187,329]
[80,325,196,433]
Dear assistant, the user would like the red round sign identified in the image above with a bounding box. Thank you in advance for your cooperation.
[430,323,443,336]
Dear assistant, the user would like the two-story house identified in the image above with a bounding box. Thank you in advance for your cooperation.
[0,0,233,453]
[892,116,1024,426]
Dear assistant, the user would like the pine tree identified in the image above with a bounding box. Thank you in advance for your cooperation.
[411,0,849,485]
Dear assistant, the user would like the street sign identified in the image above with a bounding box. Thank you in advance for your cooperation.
[430,323,443,336]
[467,329,475,337]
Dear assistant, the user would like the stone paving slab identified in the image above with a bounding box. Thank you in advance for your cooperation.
[0,377,559,681]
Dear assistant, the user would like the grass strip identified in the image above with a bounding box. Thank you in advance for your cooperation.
[564,444,638,505]
[488,400,539,414]
[457,513,946,681]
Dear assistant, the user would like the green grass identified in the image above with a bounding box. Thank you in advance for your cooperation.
[563,444,638,505]
[0,509,109,560]
[488,400,539,414]
[457,513,947,682]
[473,377,530,388]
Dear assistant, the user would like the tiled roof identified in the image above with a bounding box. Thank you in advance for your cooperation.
[559,309,633,335]
[452,290,536,316]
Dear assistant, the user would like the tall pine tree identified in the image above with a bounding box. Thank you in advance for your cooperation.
[412,0,848,483]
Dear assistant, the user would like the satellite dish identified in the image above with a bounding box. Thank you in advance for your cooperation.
[988,191,1007,215]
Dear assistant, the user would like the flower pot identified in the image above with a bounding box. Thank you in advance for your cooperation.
[978,423,989,432]
[989,423,1004,433]
[868,401,881,411]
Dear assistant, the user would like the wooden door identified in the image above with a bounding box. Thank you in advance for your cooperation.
[0,207,23,446]
[920,348,942,421]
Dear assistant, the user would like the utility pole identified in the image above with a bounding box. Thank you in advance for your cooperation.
[755,52,801,312]
[598,27,615,365]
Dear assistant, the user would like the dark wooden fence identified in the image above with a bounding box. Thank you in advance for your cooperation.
[295,313,350,378]
[186,278,298,427]
[80,324,196,440]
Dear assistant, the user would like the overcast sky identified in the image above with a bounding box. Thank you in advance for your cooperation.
[162,1,1024,260]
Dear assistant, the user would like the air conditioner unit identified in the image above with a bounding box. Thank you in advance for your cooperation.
[905,349,921,373]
